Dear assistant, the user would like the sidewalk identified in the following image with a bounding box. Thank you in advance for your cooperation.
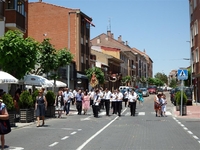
[12,105,77,130]
[173,102,200,119]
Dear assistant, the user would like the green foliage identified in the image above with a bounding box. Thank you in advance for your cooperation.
[175,91,187,105]
[34,39,73,80]
[121,76,131,85]
[37,39,57,74]
[147,77,164,86]
[2,93,14,111]
[0,30,39,79]
[169,78,177,88]
[154,72,168,84]
[85,67,105,85]
[45,91,55,106]
[19,91,34,109]
[32,89,39,104]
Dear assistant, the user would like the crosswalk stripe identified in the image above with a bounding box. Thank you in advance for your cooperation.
[138,112,145,115]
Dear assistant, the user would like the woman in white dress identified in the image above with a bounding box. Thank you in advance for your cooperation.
[161,94,167,117]
[54,90,64,118]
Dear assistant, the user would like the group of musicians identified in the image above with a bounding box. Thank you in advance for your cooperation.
[89,87,138,118]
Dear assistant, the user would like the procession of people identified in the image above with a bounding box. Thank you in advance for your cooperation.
[53,86,145,118]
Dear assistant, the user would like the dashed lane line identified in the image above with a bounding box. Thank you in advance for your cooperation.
[49,142,59,147]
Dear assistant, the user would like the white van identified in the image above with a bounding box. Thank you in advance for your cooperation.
[119,86,133,94]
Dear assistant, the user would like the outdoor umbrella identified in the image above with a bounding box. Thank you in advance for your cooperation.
[49,80,67,87]
[23,74,53,87]
[0,71,18,84]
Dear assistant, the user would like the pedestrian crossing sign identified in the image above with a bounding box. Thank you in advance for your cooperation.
[177,69,188,80]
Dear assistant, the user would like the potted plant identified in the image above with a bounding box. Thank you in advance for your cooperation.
[19,91,34,123]
[45,90,55,117]
[175,91,187,115]
[2,93,16,127]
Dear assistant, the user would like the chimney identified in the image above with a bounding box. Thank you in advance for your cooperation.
[125,41,128,45]
[107,31,111,37]
[118,35,122,42]
[39,0,42,2]
[111,33,114,38]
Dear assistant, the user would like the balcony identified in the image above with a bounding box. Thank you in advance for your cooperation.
[0,1,5,21]
[5,9,25,32]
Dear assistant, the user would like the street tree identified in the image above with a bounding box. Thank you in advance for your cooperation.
[33,39,73,79]
[154,72,168,84]
[169,78,177,88]
[121,76,131,86]
[0,30,38,79]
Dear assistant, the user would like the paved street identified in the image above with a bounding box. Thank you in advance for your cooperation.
[5,92,200,150]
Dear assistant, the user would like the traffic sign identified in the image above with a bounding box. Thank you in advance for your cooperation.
[177,69,188,80]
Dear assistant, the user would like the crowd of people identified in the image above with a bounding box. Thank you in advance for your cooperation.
[54,87,144,118]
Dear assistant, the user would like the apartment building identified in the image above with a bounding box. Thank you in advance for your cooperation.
[91,46,123,90]
[90,30,137,86]
[0,0,28,37]
[28,1,94,89]
[91,30,153,88]
[189,0,200,102]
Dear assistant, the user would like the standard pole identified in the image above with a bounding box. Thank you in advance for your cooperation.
[67,12,70,88]
[180,80,183,116]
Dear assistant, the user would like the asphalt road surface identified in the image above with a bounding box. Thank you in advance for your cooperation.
[4,92,200,150]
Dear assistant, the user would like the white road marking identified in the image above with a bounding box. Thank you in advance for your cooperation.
[99,112,106,116]
[198,141,200,144]
[76,108,127,150]
[49,142,59,147]
[183,127,188,130]
[71,131,77,135]
[9,147,24,150]
[165,111,172,115]
[188,131,193,134]
[193,135,199,140]
[138,112,145,115]
[61,136,69,140]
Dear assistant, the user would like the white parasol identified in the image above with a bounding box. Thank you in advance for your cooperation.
[49,80,67,87]
[23,74,53,87]
[0,71,18,84]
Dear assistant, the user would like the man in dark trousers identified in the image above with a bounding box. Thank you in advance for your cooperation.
[92,89,101,118]
[75,89,83,115]
[103,88,112,116]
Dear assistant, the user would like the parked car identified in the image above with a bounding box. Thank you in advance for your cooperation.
[148,85,157,94]
[139,88,149,97]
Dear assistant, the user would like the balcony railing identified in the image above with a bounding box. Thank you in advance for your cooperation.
[5,9,25,31]
[0,1,5,21]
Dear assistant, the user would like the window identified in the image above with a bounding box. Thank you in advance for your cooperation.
[194,0,197,9]
[81,37,83,44]
[194,20,198,36]
[195,48,199,63]
[17,0,24,15]
[6,0,15,9]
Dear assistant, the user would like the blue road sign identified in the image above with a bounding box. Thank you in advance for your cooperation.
[177,69,188,80]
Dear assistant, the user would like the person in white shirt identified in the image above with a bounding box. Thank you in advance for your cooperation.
[116,89,123,117]
[103,88,112,116]
[72,89,77,105]
[92,89,101,118]
[111,90,117,114]
[123,89,130,107]
[63,88,71,115]
[128,89,138,116]
[89,88,95,106]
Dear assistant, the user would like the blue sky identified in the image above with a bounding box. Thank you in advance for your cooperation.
[29,0,190,76]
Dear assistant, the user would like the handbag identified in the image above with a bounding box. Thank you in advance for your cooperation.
[0,119,11,135]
